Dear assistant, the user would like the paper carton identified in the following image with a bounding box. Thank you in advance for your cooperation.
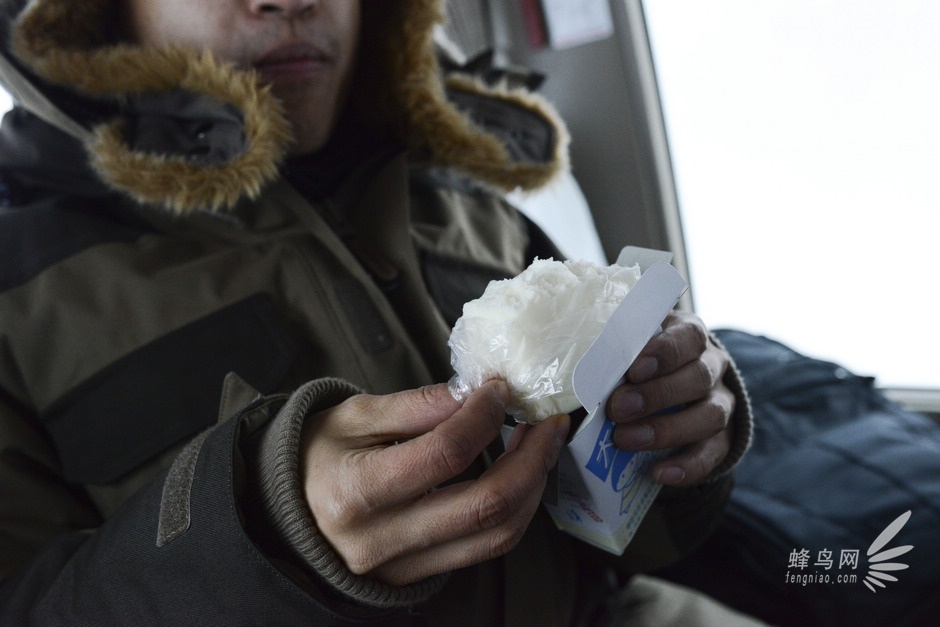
[504,247,688,554]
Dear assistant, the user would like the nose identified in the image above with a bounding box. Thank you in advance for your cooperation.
[249,0,318,18]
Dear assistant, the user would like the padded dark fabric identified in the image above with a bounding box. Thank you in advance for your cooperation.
[660,329,940,626]
[40,294,297,484]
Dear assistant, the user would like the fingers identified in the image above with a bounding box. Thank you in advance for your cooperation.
[607,312,737,486]
[648,419,734,486]
[609,338,726,420]
[303,378,571,584]
[613,380,734,449]
[626,312,709,384]
[331,414,571,584]
[369,379,512,500]
[613,382,734,486]
[347,382,471,441]
[373,477,547,585]
[374,414,569,584]
[302,380,510,553]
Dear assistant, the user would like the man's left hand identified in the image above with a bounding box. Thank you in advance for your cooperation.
[606,311,734,487]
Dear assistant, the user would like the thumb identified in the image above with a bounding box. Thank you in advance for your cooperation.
[368,381,499,437]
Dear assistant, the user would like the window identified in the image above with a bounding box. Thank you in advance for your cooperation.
[643,0,940,393]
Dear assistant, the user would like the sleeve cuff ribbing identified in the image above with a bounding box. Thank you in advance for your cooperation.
[706,332,754,480]
[251,378,448,608]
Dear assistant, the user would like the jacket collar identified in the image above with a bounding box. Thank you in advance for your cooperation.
[3,0,569,214]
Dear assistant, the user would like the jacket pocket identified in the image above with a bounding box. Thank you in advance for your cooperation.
[40,294,296,485]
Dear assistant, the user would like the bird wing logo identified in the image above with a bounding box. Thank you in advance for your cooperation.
[864,510,914,593]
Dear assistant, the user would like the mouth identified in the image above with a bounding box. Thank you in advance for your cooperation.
[253,42,333,83]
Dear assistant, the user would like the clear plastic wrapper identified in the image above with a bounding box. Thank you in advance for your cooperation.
[448,258,641,424]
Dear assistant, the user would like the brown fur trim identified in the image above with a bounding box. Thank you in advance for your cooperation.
[89,52,291,214]
[12,0,569,211]
[437,74,570,192]
[367,0,569,192]
[12,0,112,58]
[13,0,291,213]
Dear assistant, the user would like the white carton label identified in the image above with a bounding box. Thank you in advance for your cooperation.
[540,255,688,554]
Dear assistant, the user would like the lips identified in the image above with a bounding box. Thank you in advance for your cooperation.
[253,42,332,83]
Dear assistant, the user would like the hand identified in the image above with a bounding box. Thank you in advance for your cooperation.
[606,312,734,487]
[300,380,570,586]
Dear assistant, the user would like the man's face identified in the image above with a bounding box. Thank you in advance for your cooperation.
[124,0,361,156]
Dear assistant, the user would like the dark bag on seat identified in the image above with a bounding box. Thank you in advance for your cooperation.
[661,329,940,626]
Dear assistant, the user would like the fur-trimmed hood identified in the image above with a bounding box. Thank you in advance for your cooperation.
[0,0,568,214]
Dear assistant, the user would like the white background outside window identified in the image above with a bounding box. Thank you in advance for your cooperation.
[643,0,940,389]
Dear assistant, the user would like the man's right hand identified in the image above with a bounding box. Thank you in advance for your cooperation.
[300,380,570,587]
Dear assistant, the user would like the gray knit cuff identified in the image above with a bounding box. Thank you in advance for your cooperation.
[706,332,754,480]
[253,378,448,608]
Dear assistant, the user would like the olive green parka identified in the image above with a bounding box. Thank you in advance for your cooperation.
[0,0,752,624]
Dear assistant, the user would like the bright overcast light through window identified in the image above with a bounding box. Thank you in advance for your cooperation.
[643,0,940,389]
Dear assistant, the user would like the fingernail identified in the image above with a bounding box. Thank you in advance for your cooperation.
[611,390,644,418]
[630,357,658,383]
[616,424,654,449]
[491,380,510,407]
[656,466,686,485]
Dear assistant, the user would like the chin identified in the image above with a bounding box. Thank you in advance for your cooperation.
[283,119,332,156]
[282,103,337,156]
[277,88,340,157]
